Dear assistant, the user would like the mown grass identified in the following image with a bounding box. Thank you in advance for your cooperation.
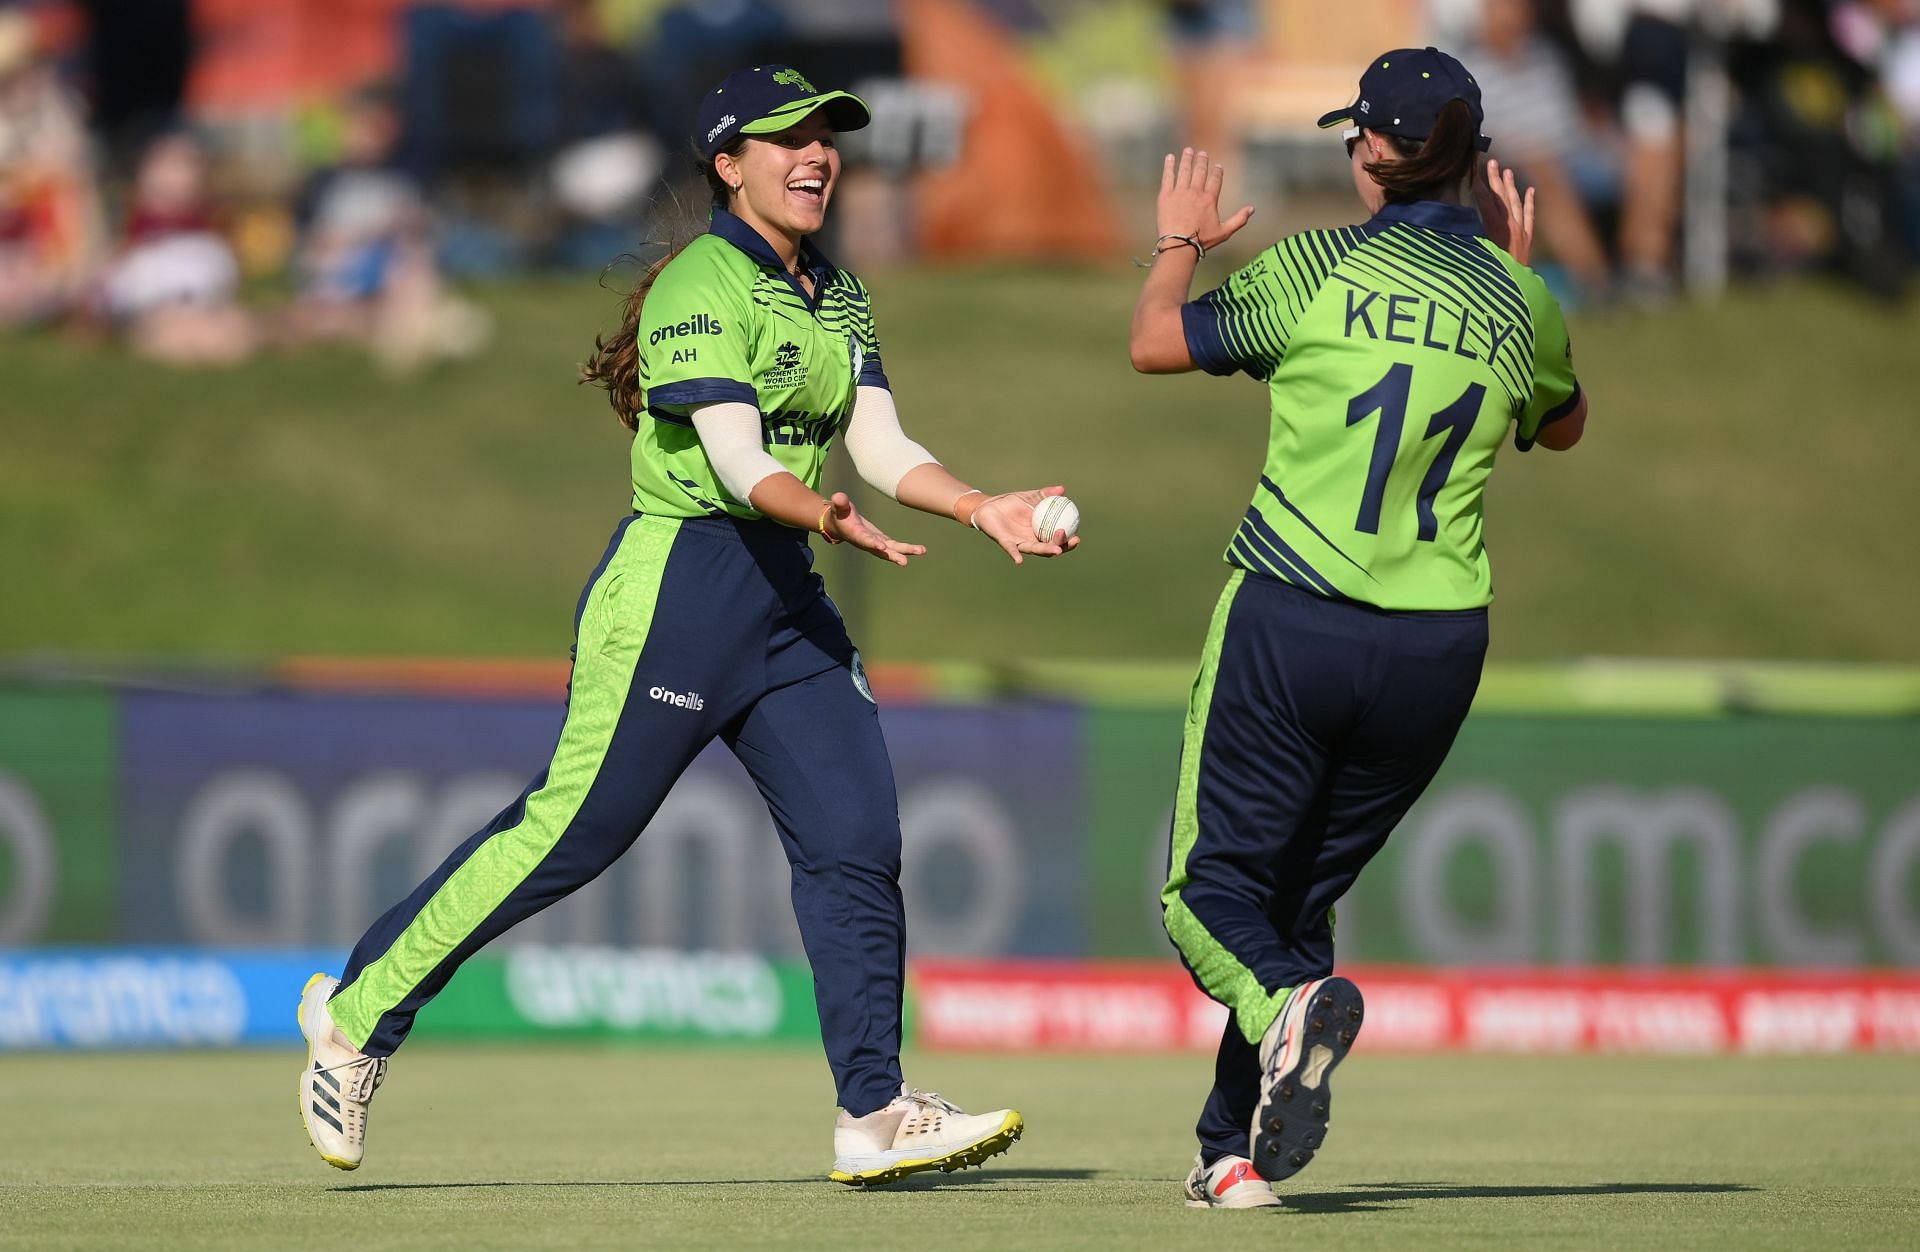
[2,271,1911,664]
[3,1047,1916,1250]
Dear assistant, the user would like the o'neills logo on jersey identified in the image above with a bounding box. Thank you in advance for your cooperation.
[649,685,705,711]
[648,314,724,346]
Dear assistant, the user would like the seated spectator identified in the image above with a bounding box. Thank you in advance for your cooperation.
[547,0,661,269]
[286,86,488,372]
[1612,5,1689,304]
[1733,0,1911,295]
[1462,0,1617,301]
[0,9,103,327]
[99,131,257,365]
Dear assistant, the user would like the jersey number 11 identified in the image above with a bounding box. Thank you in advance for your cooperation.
[1346,362,1485,543]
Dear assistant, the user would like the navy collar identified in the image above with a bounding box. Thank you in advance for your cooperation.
[708,207,836,288]
[1365,200,1486,238]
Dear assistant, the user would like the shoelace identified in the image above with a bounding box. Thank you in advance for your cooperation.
[896,1087,963,1115]
[316,1054,388,1104]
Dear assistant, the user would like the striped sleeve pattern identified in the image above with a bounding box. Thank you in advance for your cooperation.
[1181,228,1365,381]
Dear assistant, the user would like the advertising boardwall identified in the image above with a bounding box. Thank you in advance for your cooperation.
[0,680,1914,968]
[1086,710,1920,966]
[0,947,823,1049]
[109,689,1081,957]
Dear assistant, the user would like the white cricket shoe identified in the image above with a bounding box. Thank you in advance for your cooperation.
[297,973,388,1171]
[1249,975,1364,1182]
[1183,1152,1283,1208]
[829,1085,1024,1186]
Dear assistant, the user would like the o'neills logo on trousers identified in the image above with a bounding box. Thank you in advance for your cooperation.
[649,686,705,711]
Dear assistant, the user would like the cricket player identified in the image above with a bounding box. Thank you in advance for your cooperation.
[1129,47,1587,1207]
[296,64,1078,1186]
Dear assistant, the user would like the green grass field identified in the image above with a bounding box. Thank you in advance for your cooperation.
[4,1046,1916,1250]
[2,272,1915,665]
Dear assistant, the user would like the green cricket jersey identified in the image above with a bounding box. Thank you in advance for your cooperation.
[634,208,887,519]
[1183,200,1581,610]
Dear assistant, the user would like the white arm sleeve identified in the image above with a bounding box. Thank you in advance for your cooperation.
[843,385,938,500]
[689,402,789,505]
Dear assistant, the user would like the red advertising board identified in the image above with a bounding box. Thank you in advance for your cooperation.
[911,961,1920,1055]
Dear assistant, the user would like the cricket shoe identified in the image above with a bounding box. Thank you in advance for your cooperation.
[829,1085,1024,1186]
[1183,1153,1282,1208]
[1249,976,1363,1183]
[297,973,388,1170]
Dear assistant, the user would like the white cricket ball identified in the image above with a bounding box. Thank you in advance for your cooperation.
[1032,495,1080,544]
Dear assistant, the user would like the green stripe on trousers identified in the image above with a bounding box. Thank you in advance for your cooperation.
[1160,569,1295,1045]
[329,516,681,1049]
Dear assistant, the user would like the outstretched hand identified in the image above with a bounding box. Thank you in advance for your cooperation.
[1474,156,1536,266]
[823,492,926,567]
[971,485,1083,565]
[1158,148,1254,254]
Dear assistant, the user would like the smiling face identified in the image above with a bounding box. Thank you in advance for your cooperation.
[714,111,840,259]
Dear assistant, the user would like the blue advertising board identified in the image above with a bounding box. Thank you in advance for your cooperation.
[112,690,1084,957]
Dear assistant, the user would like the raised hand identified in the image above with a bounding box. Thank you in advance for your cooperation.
[1474,155,1536,266]
[824,492,926,567]
[1158,148,1255,254]
[971,485,1083,565]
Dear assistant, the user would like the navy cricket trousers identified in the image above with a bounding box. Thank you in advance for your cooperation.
[1161,570,1487,1164]
[328,513,907,1116]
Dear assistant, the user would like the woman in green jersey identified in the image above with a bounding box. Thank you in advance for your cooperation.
[297,64,1075,1187]
[1129,47,1587,1207]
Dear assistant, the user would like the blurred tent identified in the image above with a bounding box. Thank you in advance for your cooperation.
[185,0,548,117]
[898,0,1121,261]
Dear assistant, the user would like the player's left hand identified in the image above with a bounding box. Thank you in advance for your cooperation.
[970,485,1082,565]
[1474,155,1535,266]
[1158,148,1255,254]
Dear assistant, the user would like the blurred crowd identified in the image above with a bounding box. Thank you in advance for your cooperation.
[0,0,906,369]
[0,0,1915,371]
[1155,0,1920,305]
[1426,0,1920,303]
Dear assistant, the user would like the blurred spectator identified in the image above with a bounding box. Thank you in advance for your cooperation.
[287,86,489,372]
[1461,0,1618,301]
[98,131,256,364]
[1164,0,1260,188]
[76,0,189,174]
[0,7,102,326]
[1730,0,1911,294]
[1609,6,1688,301]
[1831,0,1920,254]
[547,0,661,268]
[635,0,791,180]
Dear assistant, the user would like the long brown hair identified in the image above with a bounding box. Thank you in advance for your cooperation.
[1362,99,1478,205]
[581,139,744,429]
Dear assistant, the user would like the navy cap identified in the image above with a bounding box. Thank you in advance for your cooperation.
[693,64,871,160]
[1317,47,1492,152]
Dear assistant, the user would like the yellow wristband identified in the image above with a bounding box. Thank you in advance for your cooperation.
[819,502,840,544]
